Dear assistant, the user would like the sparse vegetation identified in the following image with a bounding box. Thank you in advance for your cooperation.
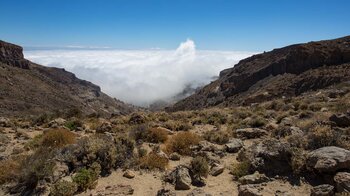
[73,167,99,192]
[146,127,168,143]
[140,152,168,170]
[41,129,76,148]
[203,130,230,144]
[64,119,83,131]
[165,131,201,155]
[51,180,78,196]
[230,161,251,178]
[191,156,209,178]
[0,157,24,184]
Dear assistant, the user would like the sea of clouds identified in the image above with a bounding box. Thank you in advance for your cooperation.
[24,39,256,106]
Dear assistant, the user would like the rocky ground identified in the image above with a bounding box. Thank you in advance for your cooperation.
[0,82,350,196]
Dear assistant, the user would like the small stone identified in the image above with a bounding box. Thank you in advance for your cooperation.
[210,163,224,176]
[238,184,263,196]
[238,171,269,185]
[123,170,135,179]
[311,184,334,196]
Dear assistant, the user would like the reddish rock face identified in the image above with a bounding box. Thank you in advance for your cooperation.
[169,36,350,111]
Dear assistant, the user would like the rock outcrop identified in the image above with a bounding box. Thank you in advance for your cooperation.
[168,36,350,111]
[306,146,350,173]
[0,40,136,117]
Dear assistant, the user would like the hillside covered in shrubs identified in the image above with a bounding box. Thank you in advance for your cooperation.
[1,81,350,195]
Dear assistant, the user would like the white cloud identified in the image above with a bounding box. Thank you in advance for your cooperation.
[24,39,256,106]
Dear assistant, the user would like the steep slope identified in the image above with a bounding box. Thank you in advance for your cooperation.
[169,36,350,111]
[0,40,135,117]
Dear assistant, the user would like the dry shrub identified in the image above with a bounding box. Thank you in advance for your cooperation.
[0,157,25,184]
[290,148,307,175]
[42,129,76,148]
[247,116,267,128]
[191,156,209,178]
[203,130,230,145]
[147,127,168,143]
[165,132,201,155]
[164,120,192,131]
[306,125,339,150]
[296,119,315,132]
[140,152,168,170]
[230,161,251,178]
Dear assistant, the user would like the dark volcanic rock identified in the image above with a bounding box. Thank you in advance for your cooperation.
[329,111,350,127]
[238,139,292,175]
[169,36,350,111]
[306,146,350,173]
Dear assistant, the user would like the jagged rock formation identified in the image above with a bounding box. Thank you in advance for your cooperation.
[168,36,350,111]
[0,40,135,117]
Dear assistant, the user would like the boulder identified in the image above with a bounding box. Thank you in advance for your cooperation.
[225,139,243,153]
[306,146,350,173]
[165,166,192,190]
[238,171,269,185]
[210,163,224,176]
[329,112,350,127]
[334,172,350,193]
[238,184,263,196]
[310,184,334,196]
[234,128,267,139]
[238,139,292,175]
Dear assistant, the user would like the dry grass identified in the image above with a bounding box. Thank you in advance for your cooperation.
[0,157,25,184]
[42,128,77,148]
[139,152,168,170]
[229,161,251,178]
[165,132,201,155]
[203,130,230,145]
[147,127,168,143]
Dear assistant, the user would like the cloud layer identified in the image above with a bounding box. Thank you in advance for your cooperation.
[24,40,256,106]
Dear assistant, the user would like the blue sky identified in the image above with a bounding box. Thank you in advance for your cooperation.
[0,0,349,51]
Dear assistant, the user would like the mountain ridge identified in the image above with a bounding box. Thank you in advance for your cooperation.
[168,36,350,111]
[0,40,136,117]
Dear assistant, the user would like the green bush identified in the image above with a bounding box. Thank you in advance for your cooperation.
[51,180,78,196]
[72,168,98,192]
[64,119,83,131]
[191,156,209,178]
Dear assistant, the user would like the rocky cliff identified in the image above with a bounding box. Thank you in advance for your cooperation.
[0,40,135,117]
[168,36,350,111]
